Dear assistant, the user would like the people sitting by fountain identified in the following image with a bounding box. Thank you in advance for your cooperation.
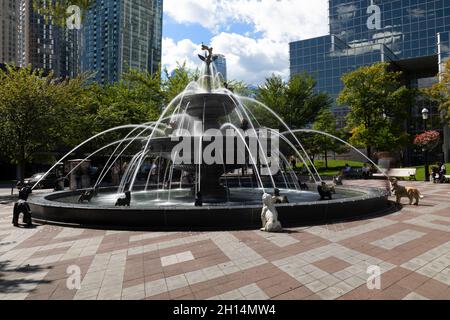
[195,192,203,207]
[318,182,333,200]
[290,157,297,171]
[431,166,440,183]
[438,162,447,184]
[115,191,131,207]
[272,188,289,204]
[12,187,33,228]
[78,187,98,203]
[260,193,283,233]
[362,163,371,179]
[343,163,352,174]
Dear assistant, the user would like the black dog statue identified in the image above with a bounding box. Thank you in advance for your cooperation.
[12,187,33,227]
[78,187,98,203]
[298,180,309,191]
[273,188,289,204]
[195,192,203,207]
[318,182,333,200]
[115,191,131,207]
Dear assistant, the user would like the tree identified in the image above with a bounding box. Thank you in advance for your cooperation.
[0,65,88,180]
[425,59,450,123]
[337,62,411,159]
[256,73,331,130]
[312,108,347,169]
[81,68,163,151]
[286,73,331,129]
[225,80,255,97]
[163,62,199,104]
[32,0,91,26]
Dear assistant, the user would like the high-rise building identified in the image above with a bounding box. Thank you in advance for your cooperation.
[213,54,227,81]
[17,0,80,78]
[81,0,163,83]
[290,0,450,163]
[0,0,19,64]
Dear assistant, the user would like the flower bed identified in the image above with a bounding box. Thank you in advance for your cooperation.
[413,131,440,150]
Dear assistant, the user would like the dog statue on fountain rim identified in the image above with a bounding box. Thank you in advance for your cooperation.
[12,187,33,227]
[260,193,283,233]
[115,191,131,207]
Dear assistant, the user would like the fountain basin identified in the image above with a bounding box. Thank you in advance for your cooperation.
[28,186,390,230]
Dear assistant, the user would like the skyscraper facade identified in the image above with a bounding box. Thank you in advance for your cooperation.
[213,54,227,81]
[81,0,163,83]
[0,0,19,64]
[17,0,80,78]
[290,0,450,162]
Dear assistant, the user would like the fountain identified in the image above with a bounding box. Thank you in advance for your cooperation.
[27,45,391,229]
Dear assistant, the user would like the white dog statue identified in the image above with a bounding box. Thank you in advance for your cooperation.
[260,193,283,233]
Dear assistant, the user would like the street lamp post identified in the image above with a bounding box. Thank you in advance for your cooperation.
[422,108,430,182]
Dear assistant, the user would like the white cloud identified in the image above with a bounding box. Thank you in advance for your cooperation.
[162,34,288,84]
[164,0,329,42]
[162,0,329,85]
[162,37,199,73]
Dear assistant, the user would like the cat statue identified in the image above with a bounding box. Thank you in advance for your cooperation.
[260,193,283,233]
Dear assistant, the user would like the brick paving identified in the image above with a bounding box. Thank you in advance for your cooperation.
[0,180,449,300]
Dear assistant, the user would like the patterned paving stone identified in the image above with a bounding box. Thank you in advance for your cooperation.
[370,230,427,250]
[0,180,449,300]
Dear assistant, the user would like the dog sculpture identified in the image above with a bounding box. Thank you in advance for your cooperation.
[260,193,283,233]
[333,174,343,186]
[12,187,33,227]
[78,188,98,203]
[299,181,309,191]
[115,191,131,207]
[318,182,333,200]
[390,178,424,206]
[195,192,203,207]
[272,188,289,204]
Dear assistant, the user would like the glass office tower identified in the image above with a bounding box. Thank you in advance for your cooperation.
[17,0,80,78]
[82,0,163,84]
[290,0,450,162]
[213,54,227,81]
[0,0,19,65]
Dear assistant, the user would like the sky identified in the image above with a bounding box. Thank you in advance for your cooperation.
[161,0,330,86]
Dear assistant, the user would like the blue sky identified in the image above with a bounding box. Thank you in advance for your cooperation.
[161,0,329,85]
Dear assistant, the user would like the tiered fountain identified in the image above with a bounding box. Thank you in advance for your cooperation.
[28,45,390,229]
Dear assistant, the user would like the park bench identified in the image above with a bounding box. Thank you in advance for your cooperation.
[373,168,417,180]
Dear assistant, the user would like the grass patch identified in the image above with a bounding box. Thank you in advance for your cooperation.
[295,161,449,180]
[296,160,365,177]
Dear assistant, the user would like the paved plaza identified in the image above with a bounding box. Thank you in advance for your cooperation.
[0,180,449,300]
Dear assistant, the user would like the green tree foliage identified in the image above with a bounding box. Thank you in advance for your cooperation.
[311,108,348,168]
[225,80,255,97]
[94,69,163,130]
[0,65,165,179]
[0,65,88,180]
[337,62,411,158]
[32,0,91,26]
[256,73,331,130]
[425,59,450,123]
[163,62,199,104]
